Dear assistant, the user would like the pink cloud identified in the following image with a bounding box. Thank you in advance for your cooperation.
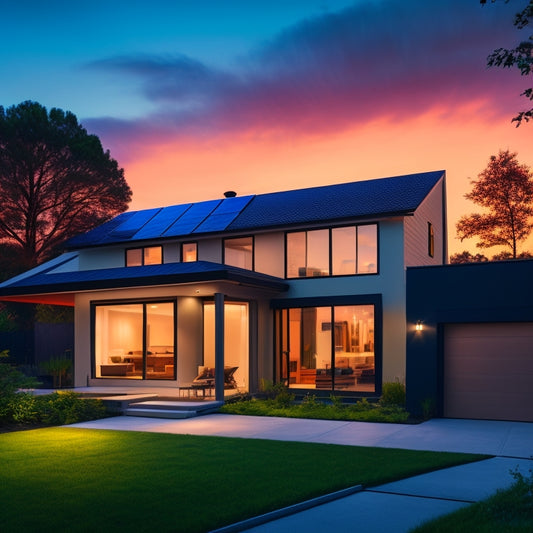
[83,0,525,163]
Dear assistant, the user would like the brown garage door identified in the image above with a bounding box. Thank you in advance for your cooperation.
[444,323,533,422]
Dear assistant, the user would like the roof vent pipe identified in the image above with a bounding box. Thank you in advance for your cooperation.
[224,191,237,198]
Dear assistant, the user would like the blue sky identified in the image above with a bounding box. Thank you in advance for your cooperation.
[1,0,532,255]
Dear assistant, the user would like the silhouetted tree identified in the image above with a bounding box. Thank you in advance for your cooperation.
[456,150,533,258]
[449,251,489,264]
[481,0,533,125]
[0,101,132,270]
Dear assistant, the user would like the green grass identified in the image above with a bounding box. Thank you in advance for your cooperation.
[411,470,533,533]
[0,428,486,533]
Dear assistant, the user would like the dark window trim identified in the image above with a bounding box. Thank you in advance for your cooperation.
[285,223,379,279]
[223,235,255,271]
[428,222,435,258]
[181,241,198,262]
[272,294,382,396]
[91,297,177,381]
[125,245,164,267]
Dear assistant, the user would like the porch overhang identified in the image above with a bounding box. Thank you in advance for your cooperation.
[0,260,289,306]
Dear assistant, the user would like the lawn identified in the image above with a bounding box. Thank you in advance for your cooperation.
[0,427,486,533]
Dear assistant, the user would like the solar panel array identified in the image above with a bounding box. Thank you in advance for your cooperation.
[68,195,254,247]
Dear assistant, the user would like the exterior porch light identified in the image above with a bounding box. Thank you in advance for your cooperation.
[415,320,423,332]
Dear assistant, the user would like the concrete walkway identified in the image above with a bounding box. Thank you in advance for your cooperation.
[71,415,533,532]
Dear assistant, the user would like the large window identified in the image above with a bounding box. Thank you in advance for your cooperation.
[224,237,253,270]
[94,301,175,380]
[287,224,377,278]
[126,246,163,267]
[276,303,376,393]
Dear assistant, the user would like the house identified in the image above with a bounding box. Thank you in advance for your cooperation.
[0,171,447,403]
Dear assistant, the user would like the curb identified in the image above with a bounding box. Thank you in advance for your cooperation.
[210,484,363,532]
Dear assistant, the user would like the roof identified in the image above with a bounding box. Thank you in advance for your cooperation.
[67,170,445,248]
[0,260,288,302]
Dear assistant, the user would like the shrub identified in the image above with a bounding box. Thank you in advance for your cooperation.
[380,382,406,407]
[41,357,72,388]
[0,391,108,426]
[35,391,107,425]
[0,350,40,394]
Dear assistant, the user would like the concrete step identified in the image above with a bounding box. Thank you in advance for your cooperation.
[125,408,198,419]
[124,400,223,419]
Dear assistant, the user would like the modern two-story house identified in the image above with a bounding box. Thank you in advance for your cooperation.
[0,170,446,401]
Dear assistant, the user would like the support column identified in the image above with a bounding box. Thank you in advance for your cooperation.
[214,293,225,402]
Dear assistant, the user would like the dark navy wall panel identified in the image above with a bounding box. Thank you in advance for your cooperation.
[406,260,533,417]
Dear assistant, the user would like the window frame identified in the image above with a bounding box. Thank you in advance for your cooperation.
[285,223,379,279]
[91,297,177,381]
[223,235,255,271]
[272,294,382,396]
[125,245,163,267]
[181,241,198,262]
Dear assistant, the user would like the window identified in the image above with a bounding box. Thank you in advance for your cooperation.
[428,222,434,258]
[275,303,376,393]
[94,301,176,380]
[182,242,197,262]
[287,229,329,278]
[287,224,377,278]
[224,237,253,270]
[126,246,162,266]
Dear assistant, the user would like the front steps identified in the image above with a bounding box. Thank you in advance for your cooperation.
[125,400,224,419]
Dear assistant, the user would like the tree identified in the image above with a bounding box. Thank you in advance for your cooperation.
[481,0,533,125]
[449,251,489,264]
[456,150,533,258]
[0,101,132,270]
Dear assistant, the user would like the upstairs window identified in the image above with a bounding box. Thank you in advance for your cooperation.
[126,246,162,267]
[224,237,253,270]
[182,242,197,262]
[428,222,435,258]
[287,230,329,278]
[287,224,377,278]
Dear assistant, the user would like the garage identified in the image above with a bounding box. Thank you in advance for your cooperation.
[444,323,533,422]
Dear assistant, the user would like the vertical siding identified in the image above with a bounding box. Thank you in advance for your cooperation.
[404,178,446,267]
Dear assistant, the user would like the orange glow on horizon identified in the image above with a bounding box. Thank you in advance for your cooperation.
[124,110,533,259]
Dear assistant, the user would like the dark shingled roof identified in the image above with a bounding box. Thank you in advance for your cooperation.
[67,170,444,248]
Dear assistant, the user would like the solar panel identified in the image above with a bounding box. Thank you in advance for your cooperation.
[132,204,192,240]
[66,212,135,247]
[102,208,161,242]
[194,195,254,233]
[162,199,221,237]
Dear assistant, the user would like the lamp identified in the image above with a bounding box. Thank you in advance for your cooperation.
[415,321,423,332]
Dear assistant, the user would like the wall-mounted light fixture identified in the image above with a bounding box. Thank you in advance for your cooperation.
[415,320,423,332]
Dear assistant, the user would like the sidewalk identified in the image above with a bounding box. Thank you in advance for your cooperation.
[71,415,533,532]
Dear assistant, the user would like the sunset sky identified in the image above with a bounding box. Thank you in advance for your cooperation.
[2,0,532,257]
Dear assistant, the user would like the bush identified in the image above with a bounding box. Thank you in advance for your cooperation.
[380,382,406,407]
[0,391,108,427]
[0,350,40,394]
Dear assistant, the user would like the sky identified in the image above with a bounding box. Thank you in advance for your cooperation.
[1,0,532,257]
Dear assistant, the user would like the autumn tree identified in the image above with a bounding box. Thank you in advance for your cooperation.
[456,150,533,258]
[0,101,132,270]
[481,0,533,125]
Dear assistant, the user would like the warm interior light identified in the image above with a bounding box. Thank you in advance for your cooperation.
[415,321,423,332]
